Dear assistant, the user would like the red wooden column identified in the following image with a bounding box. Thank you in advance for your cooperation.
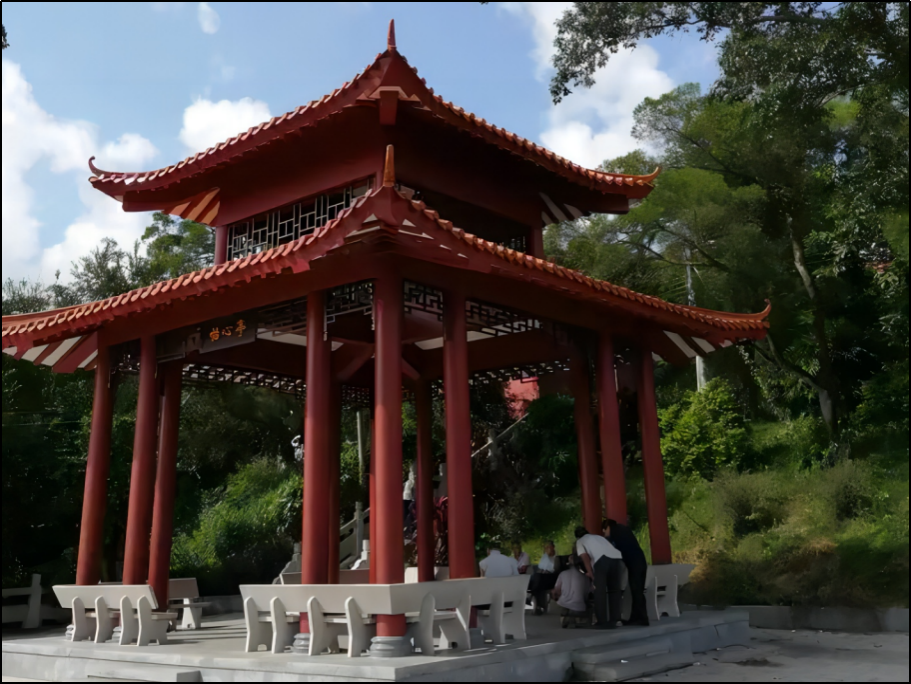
[598,334,628,524]
[368,413,377,585]
[123,337,160,586]
[637,351,673,565]
[300,292,332,635]
[415,380,435,583]
[149,363,183,606]
[443,291,476,581]
[327,382,343,585]
[214,226,228,266]
[76,346,115,586]
[573,370,602,534]
[373,275,407,640]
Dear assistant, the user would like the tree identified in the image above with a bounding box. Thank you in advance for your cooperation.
[548,3,908,109]
[2,24,8,50]
[138,212,215,284]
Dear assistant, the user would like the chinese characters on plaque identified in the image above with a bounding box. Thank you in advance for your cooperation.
[200,314,257,354]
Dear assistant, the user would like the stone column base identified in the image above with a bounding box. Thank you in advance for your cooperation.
[369,636,412,658]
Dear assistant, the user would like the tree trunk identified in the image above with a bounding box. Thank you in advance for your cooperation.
[789,226,841,442]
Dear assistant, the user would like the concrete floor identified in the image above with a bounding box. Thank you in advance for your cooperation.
[4,618,906,682]
[633,629,910,683]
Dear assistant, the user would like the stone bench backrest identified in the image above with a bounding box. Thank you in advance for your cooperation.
[648,564,696,588]
[53,585,160,612]
[280,570,369,586]
[241,581,471,617]
[168,578,201,601]
[456,576,531,605]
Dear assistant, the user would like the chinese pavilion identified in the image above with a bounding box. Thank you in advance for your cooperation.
[1,22,769,652]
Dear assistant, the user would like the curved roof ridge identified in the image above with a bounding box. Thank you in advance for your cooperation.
[2,184,768,354]
[88,45,660,196]
[402,194,770,333]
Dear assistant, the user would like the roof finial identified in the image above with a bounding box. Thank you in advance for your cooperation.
[383,145,396,188]
[387,19,397,52]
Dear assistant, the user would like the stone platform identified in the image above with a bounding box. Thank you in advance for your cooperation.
[2,611,749,682]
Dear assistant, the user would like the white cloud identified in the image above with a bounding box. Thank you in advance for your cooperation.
[501,2,674,169]
[197,2,221,35]
[2,60,158,283]
[179,97,271,154]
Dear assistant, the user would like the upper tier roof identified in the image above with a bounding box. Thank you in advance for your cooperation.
[88,20,659,222]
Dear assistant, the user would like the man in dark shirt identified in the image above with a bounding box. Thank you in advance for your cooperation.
[603,519,650,626]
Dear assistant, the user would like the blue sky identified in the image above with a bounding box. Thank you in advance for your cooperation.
[2,2,720,283]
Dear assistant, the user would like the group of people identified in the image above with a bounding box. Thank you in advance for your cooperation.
[479,519,650,630]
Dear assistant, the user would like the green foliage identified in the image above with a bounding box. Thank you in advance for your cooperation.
[1,23,7,50]
[171,460,300,596]
[660,379,752,479]
[883,214,909,263]
[549,3,908,109]
[674,460,909,608]
[473,394,583,546]
[139,212,215,283]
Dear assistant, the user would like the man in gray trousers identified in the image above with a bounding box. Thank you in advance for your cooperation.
[575,525,624,629]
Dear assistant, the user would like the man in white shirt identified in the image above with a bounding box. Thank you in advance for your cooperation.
[479,547,519,578]
[528,541,561,615]
[574,526,623,629]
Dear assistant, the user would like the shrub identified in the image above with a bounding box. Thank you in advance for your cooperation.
[171,459,300,595]
[678,459,909,609]
[714,470,788,538]
[659,379,751,479]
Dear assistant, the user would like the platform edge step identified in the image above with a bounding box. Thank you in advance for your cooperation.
[576,652,695,682]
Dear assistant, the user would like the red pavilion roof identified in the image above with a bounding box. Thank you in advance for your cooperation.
[87,21,659,225]
[2,159,769,372]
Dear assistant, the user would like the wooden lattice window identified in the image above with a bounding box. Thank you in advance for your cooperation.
[227,180,371,261]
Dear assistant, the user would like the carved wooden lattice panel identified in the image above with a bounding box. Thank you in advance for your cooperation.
[466,300,541,337]
[404,281,444,320]
[227,181,370,261]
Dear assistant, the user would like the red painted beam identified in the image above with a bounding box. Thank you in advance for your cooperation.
[333,344,375,383]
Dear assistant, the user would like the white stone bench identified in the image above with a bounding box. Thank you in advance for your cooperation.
[168,578,211,631]
[240,582,471,658]
[2,575,44,629]
[622,564,696,622]
[53,585,178,647]
[459,576,531,645]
